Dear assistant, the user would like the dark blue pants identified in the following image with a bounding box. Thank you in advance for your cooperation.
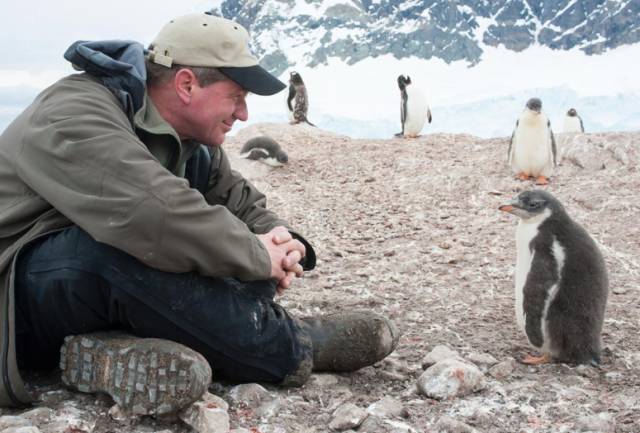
[13,147,311,384]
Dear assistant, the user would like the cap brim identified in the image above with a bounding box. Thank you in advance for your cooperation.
[219,65,286,96]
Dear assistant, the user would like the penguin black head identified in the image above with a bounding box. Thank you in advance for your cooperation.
[567,108,578,117]
[289,71,304,86]
[525,98,542,113]
[499,190,564,221]
[397,75,411,92]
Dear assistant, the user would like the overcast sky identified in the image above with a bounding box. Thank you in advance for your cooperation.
[0,1,217,87]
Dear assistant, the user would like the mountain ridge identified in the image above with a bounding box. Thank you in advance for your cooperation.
[209,0,640,76]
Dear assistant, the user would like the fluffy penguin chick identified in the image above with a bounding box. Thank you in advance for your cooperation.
[499,190,608,366]
[239,136,288,167]
[563,108,585,133]
[287,71,315,126]
[508,98,557,185]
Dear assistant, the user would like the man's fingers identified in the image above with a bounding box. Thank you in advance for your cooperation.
[289,263,303,278]
[283,250,302,269]
[276,272,296,295]
[273,231,293,244]
[281,239,306,257]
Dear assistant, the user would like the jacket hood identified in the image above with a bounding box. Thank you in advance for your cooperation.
[64,40,147,114]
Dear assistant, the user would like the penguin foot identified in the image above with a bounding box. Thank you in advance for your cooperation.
[535,176,549,185]
[516,173,529,181]
[521,352,552,365]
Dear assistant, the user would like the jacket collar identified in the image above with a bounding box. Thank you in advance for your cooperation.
[134,93,182,145]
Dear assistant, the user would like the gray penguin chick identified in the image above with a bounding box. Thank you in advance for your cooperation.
[239,136,289,167]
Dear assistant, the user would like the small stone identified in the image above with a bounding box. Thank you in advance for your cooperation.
[435,416,481,433]
[573,412,615,432]
[488,358,517,380]
[465,352,498,367]
[0,416,32,430]
[328,403,368,431]
[309,373,340,387]
[1,427,41,433]
[421,345,463,369]
[417,359,487,400]
[366,396,407,418]
[180,396,230,433]
[20,408,53,425]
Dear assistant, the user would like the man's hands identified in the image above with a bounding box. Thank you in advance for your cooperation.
[257,226,306,295]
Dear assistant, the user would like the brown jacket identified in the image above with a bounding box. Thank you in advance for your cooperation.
[0,72,303,405]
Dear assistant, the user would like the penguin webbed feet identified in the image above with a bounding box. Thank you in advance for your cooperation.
[520,352,552,365]
[535,176,549,185]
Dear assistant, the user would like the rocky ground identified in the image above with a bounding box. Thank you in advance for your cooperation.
[1,124,639,433]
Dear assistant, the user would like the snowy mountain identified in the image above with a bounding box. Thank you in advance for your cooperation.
[210,0,640,76]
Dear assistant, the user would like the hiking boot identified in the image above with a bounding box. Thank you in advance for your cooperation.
[301,311,400,372]
[60,332,211,415]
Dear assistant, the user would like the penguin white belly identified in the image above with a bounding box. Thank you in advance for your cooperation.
[286,100,294,121]
[403,86,429,136]
[563,116,582,133]
[512,118,553,177]
[514,219,542,333]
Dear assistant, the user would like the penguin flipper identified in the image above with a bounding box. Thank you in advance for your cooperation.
[401,91,408,133]
[427,108,432,124]
[523,252,558,349]
[579,116,585,133]
[241,148,270,160]
[287,85,295,112]
[508,120,518,163]
[548,120,557,166]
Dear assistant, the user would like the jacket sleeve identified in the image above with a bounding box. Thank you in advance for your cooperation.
[204,147,316,270]
[14,77,271,280]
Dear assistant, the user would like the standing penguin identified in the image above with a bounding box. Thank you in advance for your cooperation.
[563,108,585,133]
[287,71,315,126]
[239,136,288,167]
[508,98,557,185]
[395,75,432,138]
[499,190,608,366]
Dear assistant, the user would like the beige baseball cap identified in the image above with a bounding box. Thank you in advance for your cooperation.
[148,13,285,95]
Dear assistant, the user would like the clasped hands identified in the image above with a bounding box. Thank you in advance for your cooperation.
[257,226,306,295]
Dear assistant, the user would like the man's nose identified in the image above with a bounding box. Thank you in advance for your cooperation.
[234,100,248,121]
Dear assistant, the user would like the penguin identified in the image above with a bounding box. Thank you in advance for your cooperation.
[287,71,315,126]
[239,136,288,167]
[562,108,585,133]
[395,75,432,138]
[499,190,608,366]
[507,98,557,185]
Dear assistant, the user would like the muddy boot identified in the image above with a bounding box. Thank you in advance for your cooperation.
[301,311,400,372]
[60,332,212,415]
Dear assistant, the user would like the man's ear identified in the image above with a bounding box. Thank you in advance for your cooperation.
[174,68,198,104]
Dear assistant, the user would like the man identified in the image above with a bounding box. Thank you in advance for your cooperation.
[0,13,399,414]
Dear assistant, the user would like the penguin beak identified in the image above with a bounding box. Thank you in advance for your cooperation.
[499,198,521,215]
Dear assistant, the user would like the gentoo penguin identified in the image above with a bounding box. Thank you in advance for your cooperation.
[287,71,315,126]
[395,75,432,138]
[508,98,557,185]
[563,108,585,133]
[499,190,608,366]
[239,136,288,167]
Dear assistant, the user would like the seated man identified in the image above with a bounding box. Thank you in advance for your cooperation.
[0,13,399,414]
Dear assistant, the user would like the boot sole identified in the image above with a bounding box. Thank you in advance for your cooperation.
[60,333,211,415]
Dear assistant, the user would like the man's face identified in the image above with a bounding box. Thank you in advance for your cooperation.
[185,79,248,146]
